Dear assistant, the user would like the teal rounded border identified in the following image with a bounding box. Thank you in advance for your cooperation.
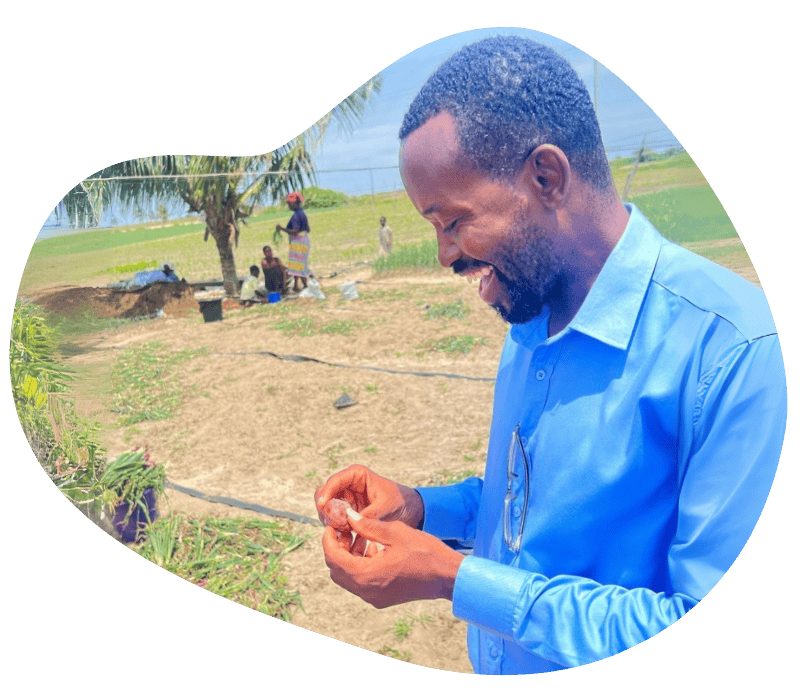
[0,2,797,696]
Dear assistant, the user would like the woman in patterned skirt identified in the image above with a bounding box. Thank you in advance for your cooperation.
[275,191,311,293]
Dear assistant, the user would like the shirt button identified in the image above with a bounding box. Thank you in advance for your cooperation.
[489,646,499,659]
[535,369,546,380]
[513,505,521,518]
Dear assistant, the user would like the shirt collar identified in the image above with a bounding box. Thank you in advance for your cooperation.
[511,203,662,351]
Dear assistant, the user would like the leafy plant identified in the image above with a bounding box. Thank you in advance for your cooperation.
[99,448,166,524]
[10,303,97,463]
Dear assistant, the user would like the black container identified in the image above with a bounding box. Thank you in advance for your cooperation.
[198,298,223,322]
[113,487,158,543]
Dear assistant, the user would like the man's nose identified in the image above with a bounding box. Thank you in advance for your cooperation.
[436,228,460,269]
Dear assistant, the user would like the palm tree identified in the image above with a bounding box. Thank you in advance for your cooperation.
[58,76,382,296]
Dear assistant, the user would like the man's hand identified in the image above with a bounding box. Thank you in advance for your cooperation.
[322,507,464,608]
[314,464,424,529]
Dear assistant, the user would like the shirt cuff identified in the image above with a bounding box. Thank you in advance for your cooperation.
[415,482,478,541]
[453,555,536,639]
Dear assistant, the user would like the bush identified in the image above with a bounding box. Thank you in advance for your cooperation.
[10,301,109,512]
[303,186,348,209]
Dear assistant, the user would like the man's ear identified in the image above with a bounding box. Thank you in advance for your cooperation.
[523,144,571,210]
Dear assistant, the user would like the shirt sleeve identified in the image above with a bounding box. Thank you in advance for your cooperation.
[451,333,786,668]
[416,476,483,543]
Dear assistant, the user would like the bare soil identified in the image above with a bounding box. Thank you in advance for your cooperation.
[31,268,510,674]
[26,242,760,674]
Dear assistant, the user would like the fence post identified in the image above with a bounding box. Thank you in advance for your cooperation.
[622,133,648,201]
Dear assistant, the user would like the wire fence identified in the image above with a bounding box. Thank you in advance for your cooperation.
[39,132,684,235]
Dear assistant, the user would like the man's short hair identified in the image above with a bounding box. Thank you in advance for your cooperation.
[399,35,613,192]
[249,265,260,276]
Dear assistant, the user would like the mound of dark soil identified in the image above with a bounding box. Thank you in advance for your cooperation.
[32,281,200,320]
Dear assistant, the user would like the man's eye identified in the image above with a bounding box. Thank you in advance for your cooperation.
[443,219,459,233]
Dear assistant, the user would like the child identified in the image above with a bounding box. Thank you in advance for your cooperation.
[239,265,262,305]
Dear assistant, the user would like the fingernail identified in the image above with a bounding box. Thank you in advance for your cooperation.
[346,507,362,521]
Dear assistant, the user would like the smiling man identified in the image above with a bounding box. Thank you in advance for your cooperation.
[315,36,787,674]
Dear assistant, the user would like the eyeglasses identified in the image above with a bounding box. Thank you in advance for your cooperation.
[504,424,530,553]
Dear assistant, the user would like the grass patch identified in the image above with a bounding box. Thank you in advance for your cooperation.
[424,298,470,321]
[425,335,488,355]
[374,240,440,272]
[51,309,144,342]
[273,315,359,337]
[97,260,158,275]
[27,220,205,261]
[377,646,412,663]
[111,341,208,424]
[629,184,737,242]
[389,612,431,641]
[134,515,307,620]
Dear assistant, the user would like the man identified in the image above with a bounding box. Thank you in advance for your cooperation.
[130,261,179,287]
[314,36,786,674]
[378,216,393,258]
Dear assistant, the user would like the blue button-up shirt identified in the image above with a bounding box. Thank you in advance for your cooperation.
[417,204,786,674]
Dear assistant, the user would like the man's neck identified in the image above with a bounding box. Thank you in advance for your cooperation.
[548,195,630,337]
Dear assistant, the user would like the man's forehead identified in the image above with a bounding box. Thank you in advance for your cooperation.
[400,112,460,162]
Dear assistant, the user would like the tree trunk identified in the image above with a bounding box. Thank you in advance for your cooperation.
[211,224,239,296]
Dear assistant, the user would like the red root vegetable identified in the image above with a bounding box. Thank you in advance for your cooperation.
[321,498,352,533]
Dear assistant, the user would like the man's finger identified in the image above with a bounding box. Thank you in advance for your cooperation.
[315,465,369,510]
[346,507,394,546]
[321,526,353,562]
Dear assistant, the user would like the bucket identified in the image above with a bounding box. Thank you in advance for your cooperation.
[112,487,158,543]
[198,298,223,322]
[268,292,281,304]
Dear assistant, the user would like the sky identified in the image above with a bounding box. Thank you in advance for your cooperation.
[38,27,683,234]
[312,27,681,197]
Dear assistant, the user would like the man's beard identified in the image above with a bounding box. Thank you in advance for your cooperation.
[455,216,563,325]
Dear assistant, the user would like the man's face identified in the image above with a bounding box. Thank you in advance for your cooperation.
[399,112,564,324]
[380,217,386,226]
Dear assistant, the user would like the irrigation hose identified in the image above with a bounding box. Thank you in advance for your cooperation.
[220,350,495,382]
[165,480,321,526]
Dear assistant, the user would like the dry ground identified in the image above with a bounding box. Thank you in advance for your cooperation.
[27,239,760,674]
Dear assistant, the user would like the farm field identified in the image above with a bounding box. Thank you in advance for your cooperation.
[14,154,762,673]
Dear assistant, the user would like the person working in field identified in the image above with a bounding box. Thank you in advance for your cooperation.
[261,245,287,293]
[275,191,311,293]
[314,36,787,675]
[378,216,393,258]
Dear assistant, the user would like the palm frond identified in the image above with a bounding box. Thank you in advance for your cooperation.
[54,74,382,230]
